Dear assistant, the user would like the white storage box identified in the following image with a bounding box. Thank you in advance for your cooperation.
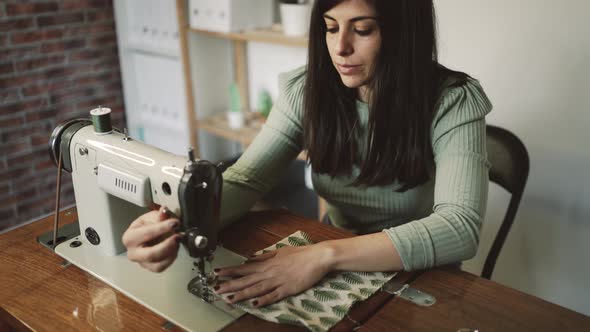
[189,0,273,33]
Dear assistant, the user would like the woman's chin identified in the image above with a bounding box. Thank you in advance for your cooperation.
[339,76,364,89]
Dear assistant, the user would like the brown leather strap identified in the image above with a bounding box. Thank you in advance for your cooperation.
[330,271,422,332]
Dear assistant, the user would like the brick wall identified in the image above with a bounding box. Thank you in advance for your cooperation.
[0,0,125,231]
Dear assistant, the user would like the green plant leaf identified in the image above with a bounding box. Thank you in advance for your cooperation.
[329,281,352,290]
[287,236,308,246]
[258,304,281,313]
[319,316,340,327]
[300,232,313,243]
[370,279,387,287]
[359,288,374,297]
[331,304,349,318]
[275,242,288,249]
[341,273,364,285]
[287,307,311,320]
[285,296,295,305]
[275,313,303,326]
[347,293,363,301]
[301,299,325,313]
[313,289,340,302]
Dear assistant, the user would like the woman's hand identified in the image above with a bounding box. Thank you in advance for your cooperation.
[122,206,181,273]
[214,243,334,307]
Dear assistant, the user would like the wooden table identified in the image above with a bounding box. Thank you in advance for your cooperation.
[1,208,589,331]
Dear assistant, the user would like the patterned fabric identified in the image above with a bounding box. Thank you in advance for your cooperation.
[229,231,397,332]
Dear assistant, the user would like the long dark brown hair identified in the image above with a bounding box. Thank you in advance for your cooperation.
[303,0,462,191]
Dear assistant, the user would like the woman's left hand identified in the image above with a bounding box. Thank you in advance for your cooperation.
[214,243,333,307]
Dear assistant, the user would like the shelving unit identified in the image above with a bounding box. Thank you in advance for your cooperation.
[175,0,308,154]
[175,0,324,218]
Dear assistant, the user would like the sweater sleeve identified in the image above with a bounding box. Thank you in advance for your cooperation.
[219,67,306,228]
[383,78,493,271]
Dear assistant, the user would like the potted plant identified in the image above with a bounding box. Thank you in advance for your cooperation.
[279,0,312,37]
[227,83,245,129]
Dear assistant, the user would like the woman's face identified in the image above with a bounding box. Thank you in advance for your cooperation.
[324,0,381,98]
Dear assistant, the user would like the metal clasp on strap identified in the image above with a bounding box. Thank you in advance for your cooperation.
[382,282,436,306]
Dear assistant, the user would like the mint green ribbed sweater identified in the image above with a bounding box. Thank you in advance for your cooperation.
[220,66,492,271]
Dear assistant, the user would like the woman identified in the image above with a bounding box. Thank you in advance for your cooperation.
[123,0,491,308]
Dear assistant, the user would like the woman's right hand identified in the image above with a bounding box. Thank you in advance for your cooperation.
[122,206,181,273]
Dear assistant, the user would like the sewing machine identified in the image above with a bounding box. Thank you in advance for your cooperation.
[42,107,245,331]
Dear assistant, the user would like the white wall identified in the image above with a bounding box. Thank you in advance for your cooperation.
[434,0,590,315]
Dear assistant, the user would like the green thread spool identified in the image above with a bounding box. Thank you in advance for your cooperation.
[90,106,113,134]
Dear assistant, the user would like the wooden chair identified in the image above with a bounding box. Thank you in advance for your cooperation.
[482,125,530,279]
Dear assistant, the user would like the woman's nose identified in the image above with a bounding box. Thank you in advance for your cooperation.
[335,31,353,56]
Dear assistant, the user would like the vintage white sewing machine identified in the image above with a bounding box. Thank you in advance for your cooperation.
[43,107,246,331]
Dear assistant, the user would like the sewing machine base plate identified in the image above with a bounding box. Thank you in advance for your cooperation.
[54,234,246,332]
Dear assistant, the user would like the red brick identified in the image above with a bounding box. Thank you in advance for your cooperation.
[35,159,55,171]
[102,81,122,94]
[17,198,53,218]
[0,71,45,90]
[87,33,117,47]
[0,18,34,33]
[10,29,64,45]
[36,13,84,27]
[0,45,41,61]
[0,139,29,157]
[0,165,29,183]
[40,39,86,53]
[21,80,69,98]
[6,3,59,16]
[50,87,95,105]
[0,115,24,128]
[0,61,14,75]
[61,0,112,11]
[13,187,38,202]
[15,55,66,72]
[86,9,112,23]
[72,71,112,85]
[68,49,104,62]
[25,108,57,123]
[0,208,16,225]
[2,123,53,144]
[0,183,10,195]
[64,21,114,37]
[0,98,48,117]
[76,96,115,110]
[0,89,19,105]
[30,134,51,147]
[0,35,6,47]
[5,153,36,168]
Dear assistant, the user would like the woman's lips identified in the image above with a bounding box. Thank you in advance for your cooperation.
[336,64,362,76]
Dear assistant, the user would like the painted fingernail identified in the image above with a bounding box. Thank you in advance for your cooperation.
[214,268,220,273]
[252,300,259,307]
[227,295,234,300]
[213,285,220,291]
[170,220,179,229]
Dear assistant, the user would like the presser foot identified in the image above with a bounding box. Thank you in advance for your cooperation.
[187,258,218,302]
[187,272,218,302]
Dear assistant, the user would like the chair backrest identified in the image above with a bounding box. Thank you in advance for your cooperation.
[481,125,530,279]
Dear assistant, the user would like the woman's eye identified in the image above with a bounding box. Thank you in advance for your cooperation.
[326,27,339,34]
[354,28,374,36]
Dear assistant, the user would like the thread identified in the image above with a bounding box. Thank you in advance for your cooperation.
[90,106,113,134]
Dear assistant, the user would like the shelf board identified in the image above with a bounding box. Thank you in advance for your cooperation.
[197,111,306,160]
[121,43,180,58]
[188,26,308,48]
